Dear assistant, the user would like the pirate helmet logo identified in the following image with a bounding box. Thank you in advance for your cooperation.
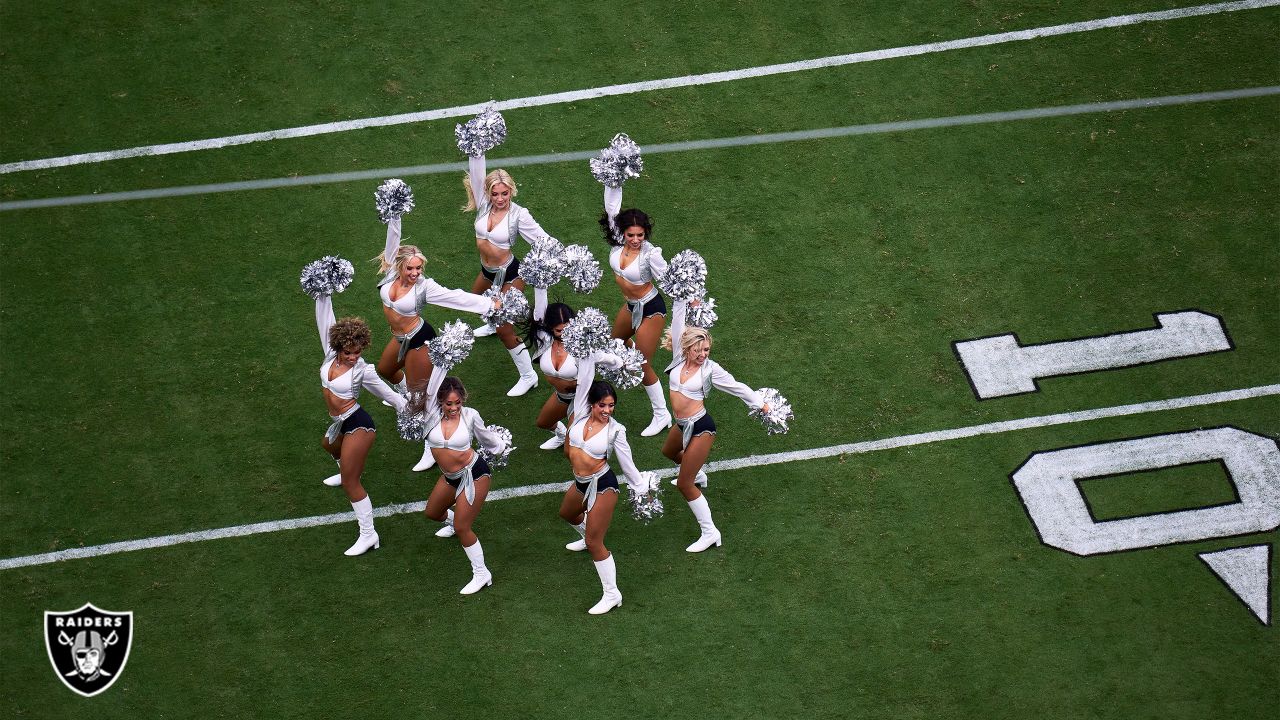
[44,603,133,697]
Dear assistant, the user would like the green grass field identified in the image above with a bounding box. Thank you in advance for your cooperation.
[2,1,1277,717]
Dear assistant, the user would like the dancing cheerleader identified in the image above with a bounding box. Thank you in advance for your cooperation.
[599,175,673,437]
[524,287,580,450]
[374,218,498,473]
[410,361,511,595]
[662,298,770,553]
[308,269,408,556]
[458,111,548,396]
[557,351,652,614]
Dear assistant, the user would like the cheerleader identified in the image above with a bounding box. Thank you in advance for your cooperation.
[373,217,497,473]
[557,350,651,614]
[524,287,579,450]
[411,368,510,595]
[662,298,769,552]
[600,185,672,436]
[461,149,548,396]
[313,292,408,556]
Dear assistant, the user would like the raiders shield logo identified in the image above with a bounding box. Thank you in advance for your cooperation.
[44,603,133,697]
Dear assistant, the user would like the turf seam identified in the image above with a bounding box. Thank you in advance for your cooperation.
[1,383,1275,570]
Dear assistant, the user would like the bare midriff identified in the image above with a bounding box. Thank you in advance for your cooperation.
[323,387,357,417]
[613,273,653,301]
[670,388,705,420]
[432,416,477,474]
[567,441,607,479]
[476,237,513,269]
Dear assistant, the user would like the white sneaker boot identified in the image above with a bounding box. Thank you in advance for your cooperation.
[435,508,456,538]
[540,421,567,450]
[344,496,380,556]
[506,345,539,397]
[565,521,587,551]
[685,494,722,553]
[474,322,497,338]
[412,439,436,471]
[670,468,709,488]
[323,459,343,487]
[640,381,672,437]
[588,554,623,615]
[459,540,493,594]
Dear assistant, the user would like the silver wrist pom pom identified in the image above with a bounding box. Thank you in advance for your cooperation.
[374,178,415,223]
[482,287,530,328]
[750,388,794,435]
[685,295,718,328]
[518,236,567,288]
[562,244,602,293]
[657,249,707,300]
[479,425,514,470]
[455,108,507,157]
[589,133,644,187]
[427,320,476,371]
[300,256,355,299]
[628,471,664,523]
[396,404,429,442]
[597,338,646,390]
[561,307,612,358]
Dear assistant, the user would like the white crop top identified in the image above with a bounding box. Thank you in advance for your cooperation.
[603,185,668,286]
[664,298,763,409]
[568,417,613,459]
[416,368,508,455]
[539,347,578,380]
[427,407,478,451]
[564,349,648,493]
[530,287,577,379]
[315,295,406,411]
[469,155,550,251]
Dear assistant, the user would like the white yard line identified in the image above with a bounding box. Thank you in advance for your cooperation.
[3,85,1277,212]
[2,0,1275,175]
[2,383,1275,571]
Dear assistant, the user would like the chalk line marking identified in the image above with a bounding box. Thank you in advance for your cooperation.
[3,85,1277,212]
[1,383,1275,571]
[2,0,1276,175]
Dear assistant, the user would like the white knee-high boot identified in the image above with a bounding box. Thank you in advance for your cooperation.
[344,496,380,556]
[413,439,436,472]
[540,421,568,450]
[640,381,672,437]
[506,345,538,397]
[323,459,342,487]
[685,494,722,553]
[565,521,587,552]
[460,539,493,594]
[435,508,456,538]
[589,553,623,614]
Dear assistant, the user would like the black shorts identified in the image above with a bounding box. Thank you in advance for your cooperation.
[340,407,376,435]
[444,455,492,489]
[481,255,520,285]
[574,468,620,495]
[634,292,666,321]
[404,320,437,352]
[555,389,576,405]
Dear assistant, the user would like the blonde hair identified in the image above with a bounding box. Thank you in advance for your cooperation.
[662,325,712,356]
[462,169,518,212]
[372,243,427,276]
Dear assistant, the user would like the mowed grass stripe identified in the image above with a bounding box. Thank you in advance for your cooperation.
[3,383,1274,571]
[2,0,1275,174]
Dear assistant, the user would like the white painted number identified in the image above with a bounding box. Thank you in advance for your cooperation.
[955,310,1232,399]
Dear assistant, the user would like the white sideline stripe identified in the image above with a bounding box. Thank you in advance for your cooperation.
[4,85,1278,212]
[2,0,1275,175]
[1,383,1276,571]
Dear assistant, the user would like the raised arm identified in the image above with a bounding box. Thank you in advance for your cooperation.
[469,155,488,214]
[383,216,403,269]
[316,295,336,356]
[571,352,601,422]
[603,185,622,231]
[609,425,649,494]
[668,298,688,366]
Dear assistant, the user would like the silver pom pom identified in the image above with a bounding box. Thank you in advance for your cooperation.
[455,108,507,157]
[685,295,717,328]
[482,287,530,328]
[518,236,566,288]
[396,404,429,442]
[427,320,475,371]
[300,256,355,299]
[561,307,612,359]
[374,179,415,223]
[589,133,644,187]
[628,472,664,524]
[479,425,514,470]
[750,388,794,436]
[562,244,602,294]
[597,338,646,391]
[657,249,707,301]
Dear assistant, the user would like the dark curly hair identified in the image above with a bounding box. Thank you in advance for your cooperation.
[599,208,652,247]
[329,317,371,354]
